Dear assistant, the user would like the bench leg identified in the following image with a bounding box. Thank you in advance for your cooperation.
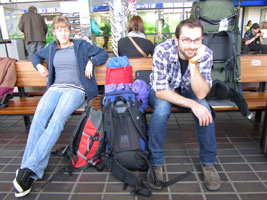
[255,111,262,123]
[144,113,149,135]
[23,116,31,129]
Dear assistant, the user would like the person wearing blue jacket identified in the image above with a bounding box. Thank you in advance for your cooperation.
[13,16,108,198]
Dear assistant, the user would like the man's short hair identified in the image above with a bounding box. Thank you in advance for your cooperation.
[251,23,260,30]
[175,18,203,39]
[28,6,37,12]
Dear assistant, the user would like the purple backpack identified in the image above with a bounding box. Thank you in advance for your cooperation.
[132,79,150,108]
[104,83,132,94]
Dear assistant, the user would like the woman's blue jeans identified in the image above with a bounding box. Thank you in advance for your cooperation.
[148,89,217,166]
[21,87,85,179]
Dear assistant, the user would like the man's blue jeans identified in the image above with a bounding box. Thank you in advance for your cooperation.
[21,87,85,179]
[148,89,217,166]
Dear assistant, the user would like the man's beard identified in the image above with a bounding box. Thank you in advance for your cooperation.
[179,47,197,59]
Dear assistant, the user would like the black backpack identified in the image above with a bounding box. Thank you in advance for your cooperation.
[101,90,191,197]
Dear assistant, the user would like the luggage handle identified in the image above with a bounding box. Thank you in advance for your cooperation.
[114,96,128,105]
[199,13,238,26]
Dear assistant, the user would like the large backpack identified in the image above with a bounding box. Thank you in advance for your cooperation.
[191,0,252,118]
[66,106,104,169]
[101,90,191,196]
[190,0,238,32]
[102,90,151,196]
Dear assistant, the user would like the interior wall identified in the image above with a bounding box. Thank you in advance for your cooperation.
[2,1,61,11]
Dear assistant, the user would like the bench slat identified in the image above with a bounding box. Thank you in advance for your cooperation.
[0,97,83,115]
[0,58,266,119]
[87,92,267,113]
[240,55,267,83]
[15,61,47,87]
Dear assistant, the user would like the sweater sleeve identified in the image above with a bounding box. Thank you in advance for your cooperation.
[18,15,24,33]
[86,42,109,66]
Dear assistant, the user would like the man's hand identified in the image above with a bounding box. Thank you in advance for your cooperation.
[85,61,93,79]
[191,45,206,62]
[255,32,264,38]
[191,102,213,126]
[36,64,49,77]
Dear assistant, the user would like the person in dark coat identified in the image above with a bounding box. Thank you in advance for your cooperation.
[18,6,48,59]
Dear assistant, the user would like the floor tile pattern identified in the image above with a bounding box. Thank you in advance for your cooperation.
[0,112,267,200]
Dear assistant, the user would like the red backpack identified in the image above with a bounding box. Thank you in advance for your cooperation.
[66,106,104,169]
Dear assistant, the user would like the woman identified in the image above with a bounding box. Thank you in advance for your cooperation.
[118,16,155,57]
[13,16,108,198]
[245,20,252,31]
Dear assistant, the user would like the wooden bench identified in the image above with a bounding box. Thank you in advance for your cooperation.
[91,57,267,112]
[0,56,266,129]
[0,61,85,128]
[240,54,267,121]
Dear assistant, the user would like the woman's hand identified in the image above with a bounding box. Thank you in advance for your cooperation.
[36,64,49,77]
[85,61,93,79]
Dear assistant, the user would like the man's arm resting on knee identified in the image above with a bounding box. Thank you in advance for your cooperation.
[156,89,213,126]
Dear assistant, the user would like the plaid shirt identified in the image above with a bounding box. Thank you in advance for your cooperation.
[150,39,213,91]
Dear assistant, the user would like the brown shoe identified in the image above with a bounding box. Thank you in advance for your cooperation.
[202,165,221,191]
[147,166,163,190]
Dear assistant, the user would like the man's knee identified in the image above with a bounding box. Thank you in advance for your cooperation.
[153,100,172,117]
[196,99,211,112]
[241,44,249,54]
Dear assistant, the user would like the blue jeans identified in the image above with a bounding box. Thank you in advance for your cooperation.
[21,87,85,179]
[148,89,217,166]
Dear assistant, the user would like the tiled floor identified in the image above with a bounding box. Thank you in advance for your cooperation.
[0,112,267,200]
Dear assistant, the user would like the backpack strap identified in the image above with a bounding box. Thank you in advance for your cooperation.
[102,102,114,154]
[102,155,151,197]
[204,31,235,82]
[68,111,88,159]
[138,153,192,189]
[40,164,75,191]
[127,105,147,142]
[196,0,200,19]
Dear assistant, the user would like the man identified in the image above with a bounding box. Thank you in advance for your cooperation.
[147,18,221,191]
[18,6,48,59]
[101,21,111,50]
[242,23,267,54]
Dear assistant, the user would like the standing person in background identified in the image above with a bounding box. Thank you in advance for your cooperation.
[147,18,220,191]
[13,16,108,198]
[245,20,252,31]
[242,23,267,54]
[18,6,48,59]
[118,15,155,57]
[101,21,111,50]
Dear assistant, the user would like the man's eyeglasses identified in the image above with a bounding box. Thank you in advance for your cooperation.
[180,37,203,44]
